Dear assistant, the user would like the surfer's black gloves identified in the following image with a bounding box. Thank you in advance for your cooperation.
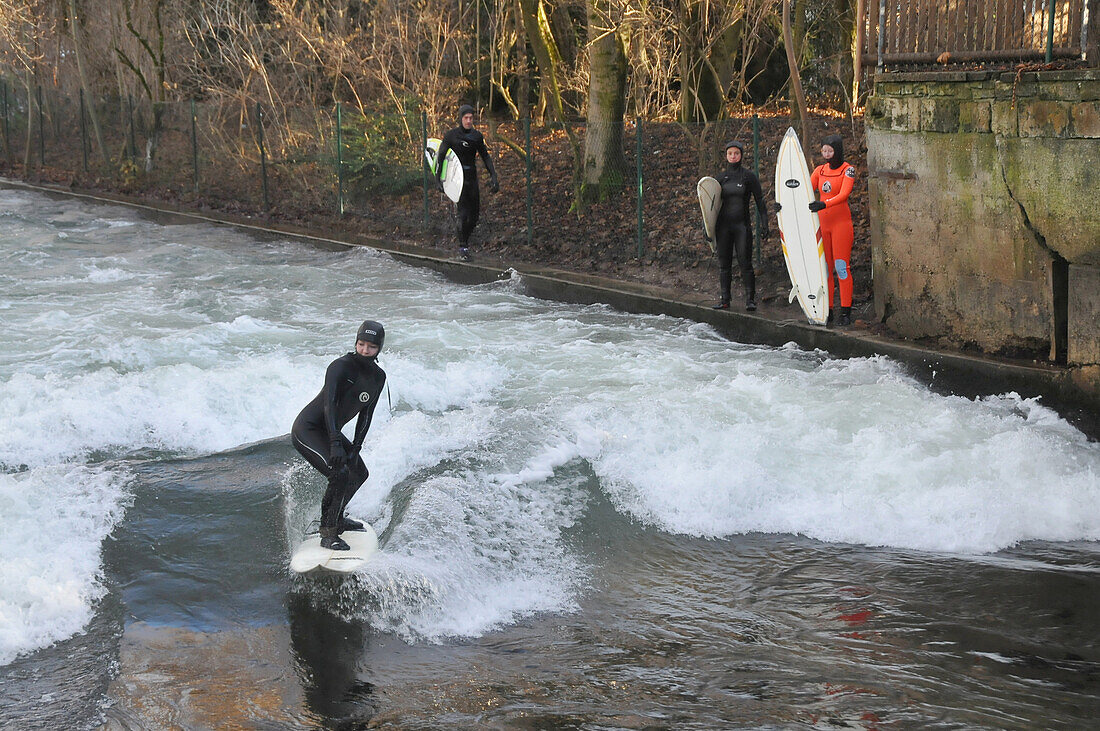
[490,176,499,193]
[348,442,362,462]
[809,201,826,212]
[774,202,782,211]
[329,440,347,472]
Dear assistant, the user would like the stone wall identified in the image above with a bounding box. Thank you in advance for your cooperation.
[866,70,1100,370]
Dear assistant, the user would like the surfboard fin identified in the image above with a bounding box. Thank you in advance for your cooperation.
[788,286,798,304]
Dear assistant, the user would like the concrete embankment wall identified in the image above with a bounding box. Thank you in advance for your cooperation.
[866,70,1100,394]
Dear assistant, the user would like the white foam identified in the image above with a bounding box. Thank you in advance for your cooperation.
[0,465,131,665]
[4,191,1100,657]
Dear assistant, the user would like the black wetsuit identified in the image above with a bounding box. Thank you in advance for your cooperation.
[435,125,497,247]
[291,352,386,530]
[715,163,767,304]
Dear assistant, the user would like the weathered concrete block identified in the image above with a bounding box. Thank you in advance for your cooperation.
[1069,265,1100,365]
[959,101,992,133]
[868,69,1100,364]
[992,100,1019,137]
[1018,100,1071,138]
[1000,139,1100,266]
[920,98,961,132]
[1070,101,1100,138]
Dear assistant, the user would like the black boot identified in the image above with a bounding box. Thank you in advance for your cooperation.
[319,526,350,551]
[839,306,852,326]
[340,515,366,532]
[714,270,731,309]
[826,308,835,326]
[712,301,730,310]
[745,283,757,312]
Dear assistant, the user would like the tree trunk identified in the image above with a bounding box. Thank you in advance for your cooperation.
[678,1,743,124]
[578,0,627,207]
[69,0,108,165]
[782,0,809,146]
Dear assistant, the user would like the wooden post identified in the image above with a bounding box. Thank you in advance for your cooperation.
[854,0,865,105]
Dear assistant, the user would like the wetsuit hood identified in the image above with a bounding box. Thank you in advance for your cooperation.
[355,320,385,352]
[457,104,476,127]
[822,134,844,169]
[724,140,744,170]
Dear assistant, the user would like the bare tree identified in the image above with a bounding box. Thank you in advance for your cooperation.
[579,0,627,206]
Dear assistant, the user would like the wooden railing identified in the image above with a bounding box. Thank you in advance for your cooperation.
[859,0,1089,65]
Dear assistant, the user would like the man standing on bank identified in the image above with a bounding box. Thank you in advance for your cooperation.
[713,140,769,311]
[291,321,387,551]
[434,104,499,261]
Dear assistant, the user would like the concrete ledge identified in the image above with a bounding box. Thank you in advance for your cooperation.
[4,177,1098,437]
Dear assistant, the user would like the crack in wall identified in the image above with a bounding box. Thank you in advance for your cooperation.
[998,146,1069,363]
[998,153,1057,261]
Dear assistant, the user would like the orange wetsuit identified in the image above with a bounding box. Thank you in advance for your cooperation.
[810,160,856,309]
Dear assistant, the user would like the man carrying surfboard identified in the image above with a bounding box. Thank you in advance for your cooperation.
[711,140,769,311]
[434,104,499,261]
[291,321,387,551]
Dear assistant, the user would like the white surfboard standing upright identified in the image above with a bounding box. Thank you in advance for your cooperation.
[425,138,464,203]
[696,176,721,254]
[775,128,829,325]
[290,526,379,574]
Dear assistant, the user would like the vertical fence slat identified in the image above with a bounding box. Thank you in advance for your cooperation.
[79,89,88,172]
[257,102,269,212]
[36,85,44,167]
[636,118,644,260]
[421,111,429,230]
[336,102,344,215]
[525,117,533,249]
[190,99,199,193]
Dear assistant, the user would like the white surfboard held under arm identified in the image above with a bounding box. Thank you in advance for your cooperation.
[774,127,829,325]
[696,176,721,254]
[425,138,464,203]
[290,526,378,574]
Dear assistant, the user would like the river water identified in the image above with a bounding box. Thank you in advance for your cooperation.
[1,188,1098,729]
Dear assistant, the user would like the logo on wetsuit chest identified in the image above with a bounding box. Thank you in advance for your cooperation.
[359,392,371,403]
[822,181,833,193]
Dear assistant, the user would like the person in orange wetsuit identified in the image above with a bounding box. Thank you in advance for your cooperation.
[810,134,857,326]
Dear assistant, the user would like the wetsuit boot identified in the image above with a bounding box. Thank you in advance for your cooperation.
[745,282,757,312]
[839,306,852,326]
[340,514,366,532]
[319,526,350,551]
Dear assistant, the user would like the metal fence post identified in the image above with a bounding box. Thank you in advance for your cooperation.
[257,102,270,212]
[525,117,533,248]
[421,110,429,229]
[79,89,88,172]
[1045,0,1057,62]
[636,117,644,259]
[128,94,137,160]
[336,102,345,215]
[753,114,761,265]
[37,85,44,167]
[190,99,199,193]
[3,80,11,168]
